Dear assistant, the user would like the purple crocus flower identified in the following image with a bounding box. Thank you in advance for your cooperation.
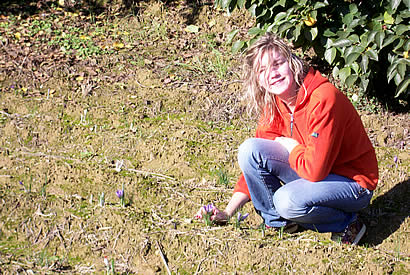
[237,212,249,222]
[203,203,214,213]
[116,189,124,199]
[19,181,24,186]
[394,156,398,168]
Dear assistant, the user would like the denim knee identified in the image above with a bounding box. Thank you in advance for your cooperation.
[238,138,260,170]
[273,187,299,220]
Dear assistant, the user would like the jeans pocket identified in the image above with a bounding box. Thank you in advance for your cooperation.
[351,184,370,200]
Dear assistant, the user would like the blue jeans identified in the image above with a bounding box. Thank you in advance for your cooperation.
[238,138,373,233]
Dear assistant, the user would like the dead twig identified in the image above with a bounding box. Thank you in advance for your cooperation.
[194,257,207,275]
[155,240,171,275]
[126,168,176,181]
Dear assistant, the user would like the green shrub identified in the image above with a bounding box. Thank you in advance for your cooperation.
[217,0,409,100]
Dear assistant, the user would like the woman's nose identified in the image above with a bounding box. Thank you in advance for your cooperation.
[268,67,279,79]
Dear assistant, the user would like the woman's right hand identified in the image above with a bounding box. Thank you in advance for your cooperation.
[194,205,229,225]
[211,207,229,225]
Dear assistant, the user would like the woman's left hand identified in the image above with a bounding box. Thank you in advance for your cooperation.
[274,136,300,154]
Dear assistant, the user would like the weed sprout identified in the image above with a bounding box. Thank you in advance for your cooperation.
[99,192,105,207]
[201,203,215,226]
[215,168,229,187]
[104,256,115,274]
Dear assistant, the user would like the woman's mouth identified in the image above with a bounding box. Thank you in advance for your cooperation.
[270,77,284,86]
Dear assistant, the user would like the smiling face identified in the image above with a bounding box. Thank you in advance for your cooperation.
[257,48,297,103]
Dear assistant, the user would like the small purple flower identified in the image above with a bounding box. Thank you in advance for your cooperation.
[10,84,15,90]
[394,155,398,168]
[203,203,214,213]
[237,212,249,222]
[116,189,124,199]
[19,181,24,186]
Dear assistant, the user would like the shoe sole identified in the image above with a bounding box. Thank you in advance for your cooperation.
[284,224,299,234]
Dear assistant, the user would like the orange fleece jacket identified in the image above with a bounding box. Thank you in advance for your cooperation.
[234,68,379,199]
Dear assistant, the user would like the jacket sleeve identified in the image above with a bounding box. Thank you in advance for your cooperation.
[288,85,347,181]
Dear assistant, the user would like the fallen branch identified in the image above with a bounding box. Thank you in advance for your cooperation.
[155,240,171,275]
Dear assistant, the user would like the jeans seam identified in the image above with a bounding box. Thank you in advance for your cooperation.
[257,162,275,210]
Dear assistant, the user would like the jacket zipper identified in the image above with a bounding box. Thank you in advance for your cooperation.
[290,113,294,137]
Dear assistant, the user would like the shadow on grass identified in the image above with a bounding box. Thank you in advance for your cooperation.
[362,179,409,246]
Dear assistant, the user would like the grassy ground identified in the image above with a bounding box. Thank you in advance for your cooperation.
[0,0,409,273]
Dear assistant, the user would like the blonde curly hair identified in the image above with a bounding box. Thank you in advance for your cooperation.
[242,33,308,123]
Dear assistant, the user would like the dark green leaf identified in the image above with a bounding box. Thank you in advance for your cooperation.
[345,74,358,87]
[279,22,293,34]
[391,0,402,10]
[349,19,361,29]
[342,13,353,26]
[383,35,398,48]
[325,47,336,65]
[365,49,378,61]
[310,27,318,41]
[394,71,403,85]
[293,24,302,41]
[351,62,360,74]
[273,0,287,8]
[248,27,262,36]
[332,38,352,48]
[360,55,369,73]
[344,46,354,57]
[237,0,246,8]
[400,10,410,18]
[221,0,230,9]
[348,34,360,44]
[396,24,410,35]
[349,4,358,13]
[274,12,287,22]
[227,29,239,44]
[395,78,410,98]
[232,40,244,54]
[360,76,370,91]
[323,29,336,37]
[248,4,257,16]
[398,58,410,66]
[314,2,328,9]
[346,52,361,65]
[367,31,378,44]
[338,67,351,83]
[405,40,410,51]
[375,31,385,48]
[393,39,405,50]
[397,63,406,79]
[387,66,397,83]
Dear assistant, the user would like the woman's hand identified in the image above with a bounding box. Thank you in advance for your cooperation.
[194,205,229,225]
[274,136,300,154]
[194,192,250,225]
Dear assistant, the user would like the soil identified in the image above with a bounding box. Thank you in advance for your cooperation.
[0,0,409,274]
